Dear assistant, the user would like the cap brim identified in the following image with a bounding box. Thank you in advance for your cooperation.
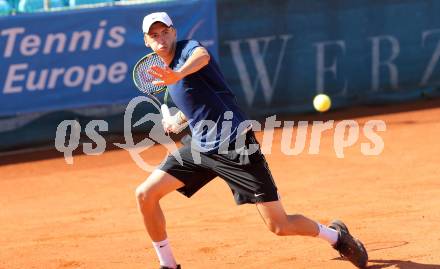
[144,21,172,33]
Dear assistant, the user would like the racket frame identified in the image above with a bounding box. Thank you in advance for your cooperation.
[132,52,171,119]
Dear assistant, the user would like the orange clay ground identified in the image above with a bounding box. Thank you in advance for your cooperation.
[1,100,439,269]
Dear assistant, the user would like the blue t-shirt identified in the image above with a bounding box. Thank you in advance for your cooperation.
[167,40,250,153]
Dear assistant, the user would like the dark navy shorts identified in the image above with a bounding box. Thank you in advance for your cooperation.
[159,131,279,205]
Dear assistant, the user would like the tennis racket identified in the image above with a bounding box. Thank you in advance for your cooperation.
[132,52,171,120]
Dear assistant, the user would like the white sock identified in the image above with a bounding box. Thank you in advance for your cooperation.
[152,239,177,268]
[317,223,339,245]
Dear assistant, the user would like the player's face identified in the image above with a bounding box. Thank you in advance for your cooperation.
[144,22,176,57]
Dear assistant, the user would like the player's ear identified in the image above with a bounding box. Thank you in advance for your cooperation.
[143,33,150,48]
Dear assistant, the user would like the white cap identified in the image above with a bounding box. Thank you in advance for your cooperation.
[142,12,173,33]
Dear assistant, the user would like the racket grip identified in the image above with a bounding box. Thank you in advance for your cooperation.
[161,104,171,119]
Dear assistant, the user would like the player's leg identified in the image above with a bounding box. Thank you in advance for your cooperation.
[255,200,321,237]
[211,130,368,268]
[136,141,217,269]
[135,169,184,241]
[256,200,341,246]
[255,200,368,268]
[136,169,184,269]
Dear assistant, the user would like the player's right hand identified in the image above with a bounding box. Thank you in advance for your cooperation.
[162,113,185,134]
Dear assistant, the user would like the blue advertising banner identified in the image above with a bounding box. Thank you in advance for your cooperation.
[0,0,217,116]
[218,0,440,116]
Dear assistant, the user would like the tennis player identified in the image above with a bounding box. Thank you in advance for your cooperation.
[135,12,368,269]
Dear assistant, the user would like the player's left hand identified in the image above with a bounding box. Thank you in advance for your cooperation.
[148,66,182,86]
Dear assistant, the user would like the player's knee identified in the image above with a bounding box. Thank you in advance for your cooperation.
[266,222,288,236]
[135,185,147,204]
[135,184,159,206]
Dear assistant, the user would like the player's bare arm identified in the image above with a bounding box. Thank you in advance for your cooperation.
[148,47,210,86]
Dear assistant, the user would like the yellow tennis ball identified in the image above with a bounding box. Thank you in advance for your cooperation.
[313,94,331,112]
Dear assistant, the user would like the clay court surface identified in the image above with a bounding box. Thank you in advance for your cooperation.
[1,101,439,269]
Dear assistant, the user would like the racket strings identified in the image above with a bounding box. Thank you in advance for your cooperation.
[134,53,166,95]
